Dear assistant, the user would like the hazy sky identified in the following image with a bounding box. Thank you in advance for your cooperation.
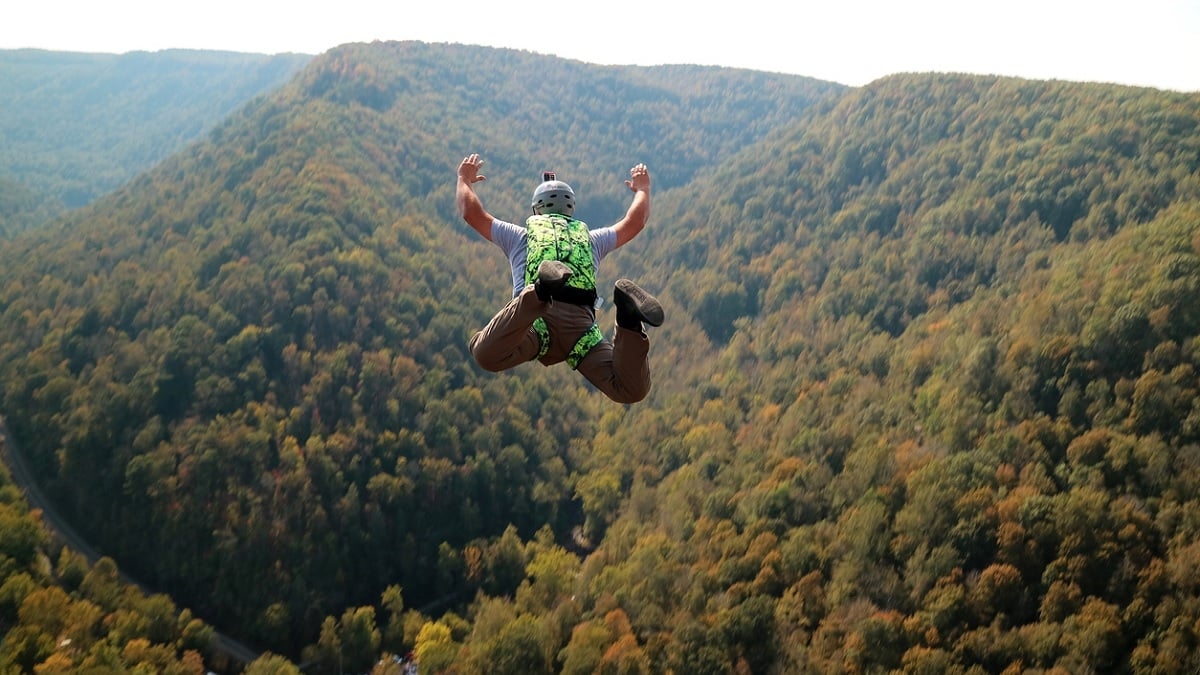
[4,0,1198,92]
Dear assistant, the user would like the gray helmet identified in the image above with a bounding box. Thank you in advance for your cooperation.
[531,172,575,216]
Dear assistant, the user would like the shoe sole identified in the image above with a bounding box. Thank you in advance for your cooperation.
[615,279,664,327]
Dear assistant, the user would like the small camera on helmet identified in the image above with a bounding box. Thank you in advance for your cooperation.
[543,171,556,182]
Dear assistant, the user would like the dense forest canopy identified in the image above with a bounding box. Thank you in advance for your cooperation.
[1,40,1199,673]
[0,426,235,673]
[0,41,840,670]
[0,48,311,233]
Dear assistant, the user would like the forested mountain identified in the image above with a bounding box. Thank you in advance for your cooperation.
[1,39,1198,673]
[0,422,233,673]
[0,175,58,238]
[587,76,1200,673]
[0,48,311,233]
[0,41,843,672]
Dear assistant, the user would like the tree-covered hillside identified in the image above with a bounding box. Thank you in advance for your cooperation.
[0,48,311,233]
[0,40,840,669]
[3,39,1200,673]
[0,422,233,673]
[0,175,59,238]
[584,75,1200,672]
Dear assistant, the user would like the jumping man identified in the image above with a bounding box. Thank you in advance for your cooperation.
[456,153,664,404]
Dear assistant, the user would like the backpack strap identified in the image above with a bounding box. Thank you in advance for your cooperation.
[566,324,604,370]
[532,318,604,370]
[533,317,552,361]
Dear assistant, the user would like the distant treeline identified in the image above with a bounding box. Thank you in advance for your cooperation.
[0,48,311,233]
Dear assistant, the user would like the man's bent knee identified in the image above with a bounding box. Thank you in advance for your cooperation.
[603,382,650,405]
[470,345,509,373]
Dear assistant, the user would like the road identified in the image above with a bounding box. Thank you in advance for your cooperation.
[0,414,262,669]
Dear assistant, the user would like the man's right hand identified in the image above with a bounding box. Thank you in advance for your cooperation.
[459,153,487,185]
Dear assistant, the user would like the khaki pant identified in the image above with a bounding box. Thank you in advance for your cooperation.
[469,286,652,403]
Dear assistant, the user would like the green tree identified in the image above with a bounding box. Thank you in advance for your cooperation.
[413,621,458,674]
[338,606,381,674]
[476,615,553,675]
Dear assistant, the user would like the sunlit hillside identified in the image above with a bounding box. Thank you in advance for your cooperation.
[1,41,1199,673]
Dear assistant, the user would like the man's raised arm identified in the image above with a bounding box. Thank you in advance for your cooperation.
[457,153,495,240]
[612,163,651,248]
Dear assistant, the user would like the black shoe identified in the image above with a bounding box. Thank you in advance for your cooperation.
[535,260,572,301]
[614,279,664,329]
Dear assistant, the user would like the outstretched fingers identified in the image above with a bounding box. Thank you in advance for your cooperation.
[459,153,487,184]
[625,162,650,191]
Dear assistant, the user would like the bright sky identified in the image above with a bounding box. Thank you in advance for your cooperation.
[4,0,1198,92]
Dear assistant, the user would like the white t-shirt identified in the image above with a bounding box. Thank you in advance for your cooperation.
[491,218,618,297]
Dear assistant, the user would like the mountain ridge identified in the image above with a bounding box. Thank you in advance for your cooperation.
[0,41,1198,672]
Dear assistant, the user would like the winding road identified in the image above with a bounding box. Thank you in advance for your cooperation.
[0,415,262,669]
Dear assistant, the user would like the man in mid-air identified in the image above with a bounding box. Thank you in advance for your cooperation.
[456,153,664,404]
